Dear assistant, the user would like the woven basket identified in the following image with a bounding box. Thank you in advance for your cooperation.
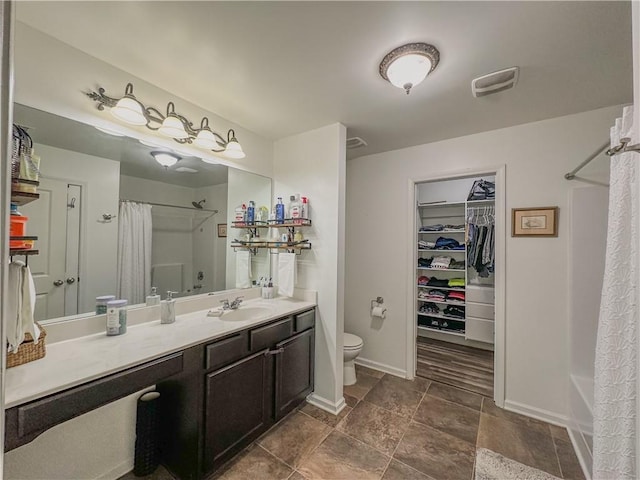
[7,324,46,368]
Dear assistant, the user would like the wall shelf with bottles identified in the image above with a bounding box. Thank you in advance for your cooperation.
[11,179,40,206]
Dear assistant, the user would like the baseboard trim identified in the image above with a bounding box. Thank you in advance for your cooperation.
[306,393,346,415]
[503,399,568,427]
[355,357,407,379]
[567,427,592,480]
[96,458,133,480]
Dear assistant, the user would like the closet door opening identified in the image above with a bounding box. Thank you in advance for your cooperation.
[412,171,503,401]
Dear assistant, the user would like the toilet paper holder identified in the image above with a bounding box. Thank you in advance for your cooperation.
[370,296,384,313]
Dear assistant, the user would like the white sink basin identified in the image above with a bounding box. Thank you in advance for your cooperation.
[219,306,274,322]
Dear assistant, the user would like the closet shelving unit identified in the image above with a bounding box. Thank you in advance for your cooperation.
[416,201,467,336]
[230,219,312,254]
[416,197,496,342]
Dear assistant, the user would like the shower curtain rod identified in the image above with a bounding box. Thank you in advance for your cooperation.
[564,141,610,181]
[120,199,219,214]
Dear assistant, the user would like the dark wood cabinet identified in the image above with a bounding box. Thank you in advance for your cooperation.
[159,307,316,480]
[203,349,272,472]
[275,328,315,420]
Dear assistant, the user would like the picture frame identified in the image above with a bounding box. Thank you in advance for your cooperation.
[217,223,227,238]
[512,207,558,237]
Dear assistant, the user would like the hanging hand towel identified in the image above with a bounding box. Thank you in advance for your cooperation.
[6,261,39,353]
[277,252,297,298]
[235,250,252,289]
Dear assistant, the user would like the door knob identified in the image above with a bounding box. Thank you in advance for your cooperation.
[66,277,76,285]
[53,280,64,286]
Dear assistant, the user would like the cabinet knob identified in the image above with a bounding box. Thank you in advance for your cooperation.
[53,280,64,287]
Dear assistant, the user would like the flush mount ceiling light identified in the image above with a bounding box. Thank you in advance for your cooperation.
[379,43,440,95]
[151,151,181,168]
[87,82,246,159]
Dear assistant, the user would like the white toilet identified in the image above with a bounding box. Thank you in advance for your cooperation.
[343,333,364,386]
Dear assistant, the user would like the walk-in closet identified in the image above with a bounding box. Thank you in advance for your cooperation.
[415,175,497,397]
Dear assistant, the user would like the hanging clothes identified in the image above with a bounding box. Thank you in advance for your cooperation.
[467,207,495,277]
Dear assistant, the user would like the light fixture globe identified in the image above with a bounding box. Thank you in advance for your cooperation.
[158,101,189,139]
[223,129,245,159]
[110,83,147,125]
[194,118,220,150]
[151,151,181,168]
[379,43,440,94]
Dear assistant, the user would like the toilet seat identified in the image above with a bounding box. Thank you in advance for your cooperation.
[344,333,363,350]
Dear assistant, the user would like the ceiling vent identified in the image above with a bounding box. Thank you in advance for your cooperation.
[346,137,368,149]
[471,67,519,98]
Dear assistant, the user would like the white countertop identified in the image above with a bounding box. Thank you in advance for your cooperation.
[5,296,316,408]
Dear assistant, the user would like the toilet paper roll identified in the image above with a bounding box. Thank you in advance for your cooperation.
[371,306,387,319]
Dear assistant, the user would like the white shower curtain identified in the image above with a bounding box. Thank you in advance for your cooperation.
[117,201,153,305]
[593,106,638,479]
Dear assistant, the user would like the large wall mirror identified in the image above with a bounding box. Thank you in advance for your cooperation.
[13,104,271,324]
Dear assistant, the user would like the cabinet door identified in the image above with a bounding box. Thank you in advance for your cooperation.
[204,349,272,473]
[274,328,315,420]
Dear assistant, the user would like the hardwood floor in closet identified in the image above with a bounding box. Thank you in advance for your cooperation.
[416,337,494,397]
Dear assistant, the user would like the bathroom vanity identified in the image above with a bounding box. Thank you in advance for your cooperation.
[4,294,316,479]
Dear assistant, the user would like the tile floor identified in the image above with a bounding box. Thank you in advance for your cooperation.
[131,365,586,480]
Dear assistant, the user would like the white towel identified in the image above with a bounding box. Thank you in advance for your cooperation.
[277,253,297,298]
[7,261,39,353]
[235,251,252,288]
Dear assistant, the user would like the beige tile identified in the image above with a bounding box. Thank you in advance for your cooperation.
[394,421,475,480]
[337,400,411,455]
[481,398,549,433]
[364,375,426,418]
[344,393,359,407]
[554,438,586,480]
[297,431,389,480]
[214,444,293,480]
[344,372,381,400]
[356,364,385,378]
[426,382,483,411]
[300,402,352,428]
[477,413,561,477]
[549,424,571,443]
[413,394,480,444]
[258,411,331,468]
[380,374,431,393]
[288,471,308,480]
[382,459,434,480]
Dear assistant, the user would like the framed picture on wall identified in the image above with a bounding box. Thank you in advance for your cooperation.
[512,207,558,237]
[217,223,227,238]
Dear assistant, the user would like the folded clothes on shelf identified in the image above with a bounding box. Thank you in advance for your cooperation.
[418,257,433,268]
[427,277,450,287]
[448,278,465,287]
[430,256,452,269]
[449,260,465,269]
[434,237,463,250]
[419,302,440,314]
[446,291,465,302]
[418,275,430,286]
[420,224,444,232]
[443,305,465,319]
[443,224,465,231]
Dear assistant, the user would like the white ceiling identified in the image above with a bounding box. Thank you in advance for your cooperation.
[16,1,633,159]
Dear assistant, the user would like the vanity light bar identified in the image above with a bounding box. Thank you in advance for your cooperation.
[86,83,245,159]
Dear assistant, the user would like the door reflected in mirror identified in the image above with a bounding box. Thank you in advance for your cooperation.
[13,104,272,324]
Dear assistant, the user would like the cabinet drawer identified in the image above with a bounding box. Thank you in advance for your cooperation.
[12,352,183,442]
[294,309,315,333]
[465,317,494,344]
[466,285,494,304]
[206,331,249,371]
[250,318,293,352]
[466,302,494,320]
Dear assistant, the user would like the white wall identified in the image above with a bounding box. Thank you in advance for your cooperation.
[345,105,621,420]
[34,143,119,316]
[14,22,274,178]
[274,123,347,410]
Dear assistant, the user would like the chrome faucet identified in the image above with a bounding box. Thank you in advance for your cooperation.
[220,296,244,310]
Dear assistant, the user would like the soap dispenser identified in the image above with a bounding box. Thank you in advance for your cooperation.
[146,287,160,306]
[160,291,176,324]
